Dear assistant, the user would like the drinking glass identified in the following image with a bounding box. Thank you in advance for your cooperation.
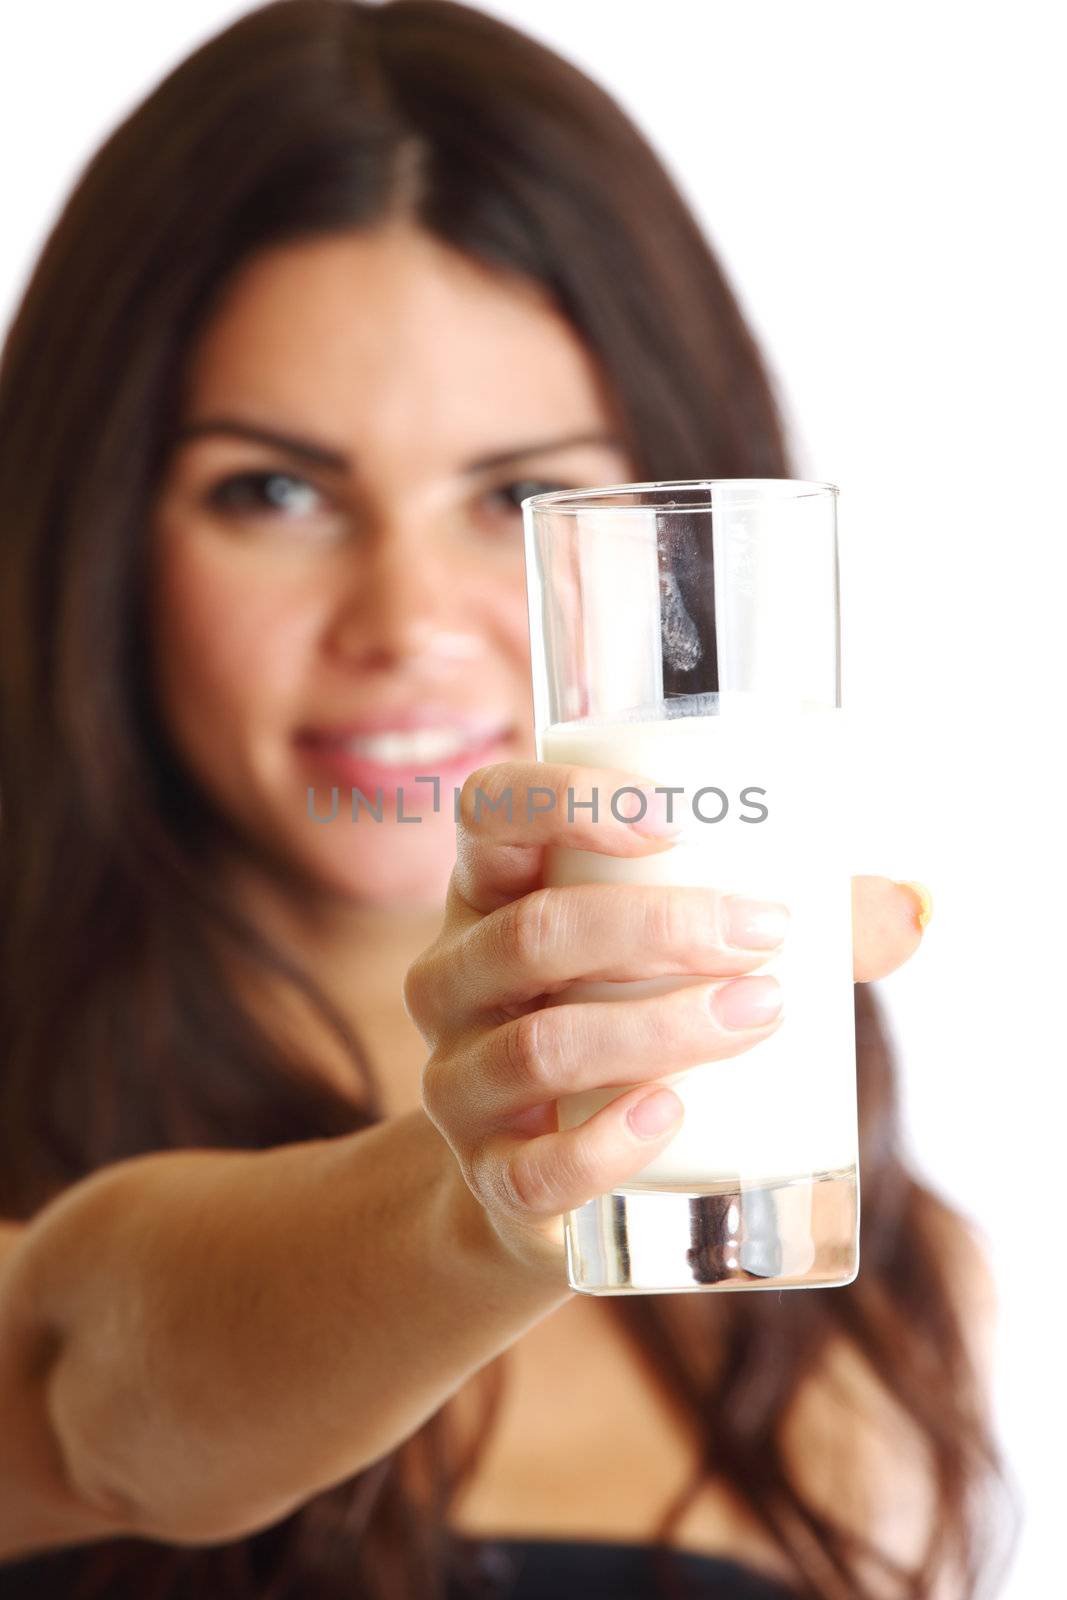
[521,479,858,1294]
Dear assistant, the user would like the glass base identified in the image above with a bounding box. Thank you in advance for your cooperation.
[564,1165,859,1295]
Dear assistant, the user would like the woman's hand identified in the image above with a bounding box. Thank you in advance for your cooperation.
[403,761,929,1272]
[851,874,932,982]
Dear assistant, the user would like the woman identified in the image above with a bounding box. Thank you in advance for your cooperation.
[0,2,1017,1597]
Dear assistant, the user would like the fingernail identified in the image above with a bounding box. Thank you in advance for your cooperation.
[712,975,783,1030]
[627,1087,685,1138]
[897,880,934,930]
[625,787,685,838]
[722,896,790,950]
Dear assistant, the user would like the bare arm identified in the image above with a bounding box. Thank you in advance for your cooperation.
[0,759,928,1565]
[0,1110,572,1559]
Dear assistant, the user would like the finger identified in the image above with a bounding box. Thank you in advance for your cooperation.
[852,876,932,983]
[474,1078,693,1221]
[422,974,784,1132]
[409,883,788,1042]
[450,760,685,915]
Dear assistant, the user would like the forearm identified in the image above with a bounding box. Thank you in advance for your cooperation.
[6,1111,573,1543]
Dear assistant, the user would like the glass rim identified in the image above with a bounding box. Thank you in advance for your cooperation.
[523,476,839,515]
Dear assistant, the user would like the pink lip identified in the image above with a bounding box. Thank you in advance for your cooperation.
[293,709,516,812]
[294,705,513,746]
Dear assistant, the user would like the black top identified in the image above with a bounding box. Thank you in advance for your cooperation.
[0,1534,802,1598]
[446,1534,801,1599]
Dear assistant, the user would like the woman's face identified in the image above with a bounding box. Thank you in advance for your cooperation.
[152,224,634,908]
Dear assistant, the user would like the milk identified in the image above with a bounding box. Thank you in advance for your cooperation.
[539,700,858,1193]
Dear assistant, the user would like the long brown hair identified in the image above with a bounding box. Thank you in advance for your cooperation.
[0,2,1019,1596]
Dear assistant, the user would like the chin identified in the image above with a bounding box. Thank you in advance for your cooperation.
[295,823,457,910]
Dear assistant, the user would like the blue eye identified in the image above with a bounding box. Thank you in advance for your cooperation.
[206,470,327,517]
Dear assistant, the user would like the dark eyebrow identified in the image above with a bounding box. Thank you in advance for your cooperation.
[174,418,350,473]
[173,418,625,476]
[463,432,625,473]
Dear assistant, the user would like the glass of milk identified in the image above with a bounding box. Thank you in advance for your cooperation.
[521,480,858,1295]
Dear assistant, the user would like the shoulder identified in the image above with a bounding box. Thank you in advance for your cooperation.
[921,1199,999,1407]
[779,1202,998,1585]
[0,1219,26,1272]
[923,1199,997,1304]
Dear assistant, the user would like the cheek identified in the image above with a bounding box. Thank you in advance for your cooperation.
[502,592,536,734]
[489,574,534,674]
[152,534,319,776]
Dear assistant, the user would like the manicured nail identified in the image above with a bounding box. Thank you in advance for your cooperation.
[712,975,783,1029]
[627,1087,685,1138]
[624,787,685,838]
[722,896,790,950]
[898,880,933,930]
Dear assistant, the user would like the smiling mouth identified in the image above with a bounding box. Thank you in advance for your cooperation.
[295,723,514,769]
[329,728,505,763]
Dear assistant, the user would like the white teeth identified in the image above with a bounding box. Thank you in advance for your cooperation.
[339,727,494,764]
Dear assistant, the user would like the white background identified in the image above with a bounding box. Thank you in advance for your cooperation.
[2,3,1062,1590]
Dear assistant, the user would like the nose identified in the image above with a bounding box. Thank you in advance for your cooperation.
[322,516,487,672]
